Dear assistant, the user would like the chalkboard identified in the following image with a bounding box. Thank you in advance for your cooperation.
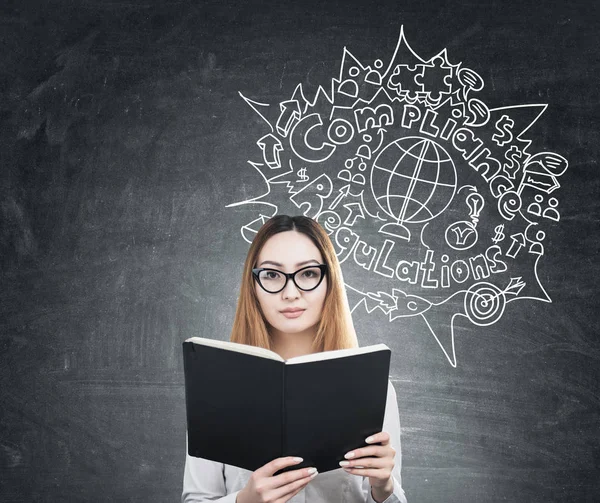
[1,1,598,502]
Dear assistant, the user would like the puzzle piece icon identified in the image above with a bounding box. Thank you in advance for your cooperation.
[415,56,453,105]
[387,64,424,100]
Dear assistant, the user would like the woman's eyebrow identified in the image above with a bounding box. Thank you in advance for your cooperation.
[258,259,320,267]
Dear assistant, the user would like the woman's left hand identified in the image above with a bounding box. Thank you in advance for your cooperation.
[339,431,395,492]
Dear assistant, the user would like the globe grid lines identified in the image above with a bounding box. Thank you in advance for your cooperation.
[404,140,450,223]
[372,165,456,187]
[392,138,455,163]
[372,136,458,225]
[379,138,456,216]
[376,194,435,221]
[394,139,428,224]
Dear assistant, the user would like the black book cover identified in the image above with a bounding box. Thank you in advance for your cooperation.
[183,340,391,474]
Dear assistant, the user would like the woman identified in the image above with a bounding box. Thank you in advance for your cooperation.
[182,215,408,503]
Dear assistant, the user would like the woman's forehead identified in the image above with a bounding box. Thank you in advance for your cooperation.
[257,231,322,265]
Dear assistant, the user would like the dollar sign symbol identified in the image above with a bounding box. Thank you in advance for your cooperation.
[492,224,506,244]
[297,167,309,182]
[503,145,522,179]
[492,115,514,147]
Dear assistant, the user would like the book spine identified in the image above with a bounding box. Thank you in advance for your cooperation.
[282,363,286,457]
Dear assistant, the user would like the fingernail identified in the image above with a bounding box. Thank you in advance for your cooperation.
[307,467,317,474]
[293,457,303,462]
[365,436,374,443]
[344,452,355,459]
[339,460,350,466]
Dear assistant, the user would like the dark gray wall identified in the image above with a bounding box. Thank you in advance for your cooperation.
[1,0,598,501]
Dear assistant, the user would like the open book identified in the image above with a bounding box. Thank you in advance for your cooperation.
[182,337,391,474]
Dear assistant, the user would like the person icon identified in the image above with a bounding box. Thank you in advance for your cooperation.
[527,194,544,217]
[542,197,560,222]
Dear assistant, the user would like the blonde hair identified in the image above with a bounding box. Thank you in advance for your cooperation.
[229,215,358,353]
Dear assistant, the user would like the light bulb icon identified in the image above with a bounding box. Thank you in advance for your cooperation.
[466,191,485,227]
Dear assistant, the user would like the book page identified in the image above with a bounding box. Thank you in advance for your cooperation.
[285,343,390,365]
[185,336,285,362]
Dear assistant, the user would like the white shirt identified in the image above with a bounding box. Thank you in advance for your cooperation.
[182,379,408,503]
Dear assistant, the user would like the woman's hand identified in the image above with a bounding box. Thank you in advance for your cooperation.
[236,456,318,503]
[339,431,395,501]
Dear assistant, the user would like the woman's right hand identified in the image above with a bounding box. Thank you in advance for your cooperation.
[236,456,318,503]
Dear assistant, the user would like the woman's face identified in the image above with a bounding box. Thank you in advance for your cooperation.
[254,230,328,337]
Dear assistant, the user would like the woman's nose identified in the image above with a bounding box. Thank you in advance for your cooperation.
[282,278,301,298]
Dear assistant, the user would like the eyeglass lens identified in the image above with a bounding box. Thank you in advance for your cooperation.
[257,267,323,292]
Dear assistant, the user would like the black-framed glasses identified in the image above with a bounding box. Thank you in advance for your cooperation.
[252,264,328,294]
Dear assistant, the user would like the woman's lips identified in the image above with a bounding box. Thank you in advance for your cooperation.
[281,310,305,319]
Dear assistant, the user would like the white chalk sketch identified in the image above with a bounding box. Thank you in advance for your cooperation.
[226,26,568,367]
